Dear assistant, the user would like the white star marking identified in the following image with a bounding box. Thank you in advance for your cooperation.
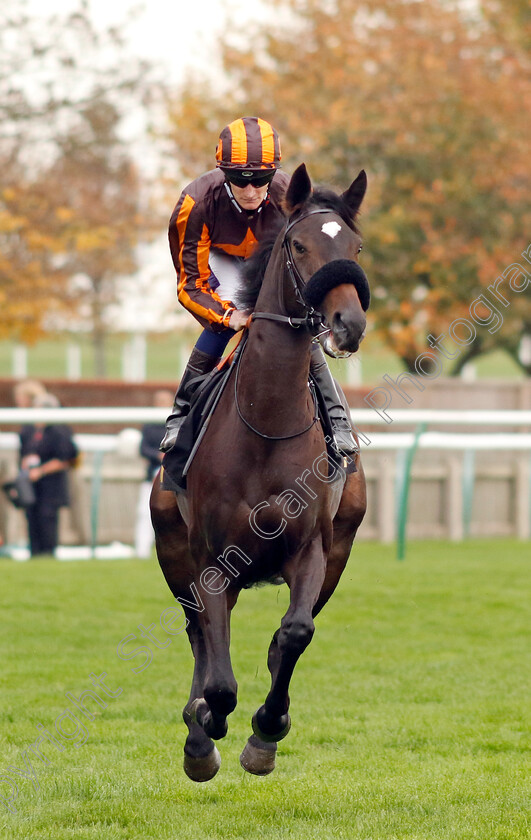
[321,221,342,238]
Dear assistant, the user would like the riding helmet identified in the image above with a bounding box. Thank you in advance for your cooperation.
[216,117,282,173]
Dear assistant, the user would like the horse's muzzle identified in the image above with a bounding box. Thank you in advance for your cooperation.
[330,309,367,353]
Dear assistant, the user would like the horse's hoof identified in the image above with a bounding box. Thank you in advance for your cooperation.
[240,735,277,776]
[183,745,221,782]
[252,711,291,743]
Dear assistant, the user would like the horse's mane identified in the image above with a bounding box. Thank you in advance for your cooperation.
[235,187,361,310]
[236,221,283,309]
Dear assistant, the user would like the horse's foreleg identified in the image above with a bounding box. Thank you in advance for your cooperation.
[239,625,282,775]
[191,585,239,741]
[181,614,221,782]
[242,540,326,774]
[243,468,366,778]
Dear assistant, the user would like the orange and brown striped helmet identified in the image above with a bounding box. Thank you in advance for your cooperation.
[215,116,281,172]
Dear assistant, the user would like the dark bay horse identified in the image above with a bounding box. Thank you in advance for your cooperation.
[151,163,369,781]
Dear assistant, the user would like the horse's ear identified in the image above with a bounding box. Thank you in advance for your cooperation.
[284,163,312,213]
[341,170,367,218]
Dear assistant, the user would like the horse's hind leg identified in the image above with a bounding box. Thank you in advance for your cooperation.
[241,540,327,775]
[150,477,220,781]
[314,464,366,617]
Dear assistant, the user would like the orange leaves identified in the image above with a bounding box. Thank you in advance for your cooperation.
[413,259,431,276]
[55,206,75,222]
[163,0,530,372]
[73,228,116,253]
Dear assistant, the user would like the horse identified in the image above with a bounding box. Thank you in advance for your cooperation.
[150,163,369,781]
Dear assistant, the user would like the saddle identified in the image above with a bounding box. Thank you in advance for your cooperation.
[161,338,348,493]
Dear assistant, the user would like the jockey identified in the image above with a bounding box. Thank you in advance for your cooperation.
[160,116,357,456]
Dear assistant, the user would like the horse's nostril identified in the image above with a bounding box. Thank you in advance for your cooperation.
[333,313,346,333]
[331,310,366,353]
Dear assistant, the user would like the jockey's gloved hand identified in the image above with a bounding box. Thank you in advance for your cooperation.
[228,309,252,331]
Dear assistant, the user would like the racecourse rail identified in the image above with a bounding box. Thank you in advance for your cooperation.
[1,408,531,558]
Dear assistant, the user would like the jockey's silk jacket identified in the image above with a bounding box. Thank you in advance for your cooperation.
[169,168,290,332]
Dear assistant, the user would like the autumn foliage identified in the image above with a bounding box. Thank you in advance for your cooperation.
[0,0,160,373]
[166,0,530,373]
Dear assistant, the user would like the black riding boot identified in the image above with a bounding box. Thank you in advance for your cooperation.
[310,344,357,456]
[159,347,220,453]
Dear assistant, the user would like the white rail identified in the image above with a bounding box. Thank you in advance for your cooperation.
[350,408,531,426]
[1,409,531,454]
[0,407,531,426]
[0,407,167,424]
[2,431,531,453]
[1,409,530,553]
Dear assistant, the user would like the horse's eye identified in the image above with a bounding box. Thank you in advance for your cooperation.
[293,240,306,255]
[357,243,363,254]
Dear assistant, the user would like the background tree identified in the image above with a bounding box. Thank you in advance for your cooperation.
[0,160,68,342]
[165,0,530,374]
[0,0,162,373]
[44,97,159,377]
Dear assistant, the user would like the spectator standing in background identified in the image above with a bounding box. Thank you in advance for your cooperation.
[135,389,174,558]
[13,378,48,410]
[19,392,78,558]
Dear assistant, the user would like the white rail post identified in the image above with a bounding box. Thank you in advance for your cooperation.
[12,344,27,378]
[377,455,395,543]
[515,456,531,540]
[461,450,476,538]
[447,455,464,541]
[67,344,82,380]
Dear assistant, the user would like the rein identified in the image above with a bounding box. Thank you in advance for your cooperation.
[234,343,320,441]
[251,312,322,330]
[233,209,333,440]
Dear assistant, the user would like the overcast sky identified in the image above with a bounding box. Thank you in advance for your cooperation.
[29,0,268,83]
[24,0,269,332]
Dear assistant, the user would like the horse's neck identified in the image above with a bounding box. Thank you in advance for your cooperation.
[238,263,313,423]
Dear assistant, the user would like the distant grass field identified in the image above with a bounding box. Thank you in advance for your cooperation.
[0,334,524,385]
[1,540,529,839]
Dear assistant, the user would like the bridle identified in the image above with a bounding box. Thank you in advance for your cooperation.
[234,208,336,441]
[250,207,335,332]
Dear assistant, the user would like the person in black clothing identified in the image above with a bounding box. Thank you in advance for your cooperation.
[19,393,78,558]
[135,389,173,558]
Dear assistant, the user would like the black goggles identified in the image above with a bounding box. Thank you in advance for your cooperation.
[225,171,275,189]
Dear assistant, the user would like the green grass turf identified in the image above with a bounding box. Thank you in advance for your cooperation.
[0,540,529,839]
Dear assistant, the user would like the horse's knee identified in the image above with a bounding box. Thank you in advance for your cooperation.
[279,617,315,655]
[204,682,238,718]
